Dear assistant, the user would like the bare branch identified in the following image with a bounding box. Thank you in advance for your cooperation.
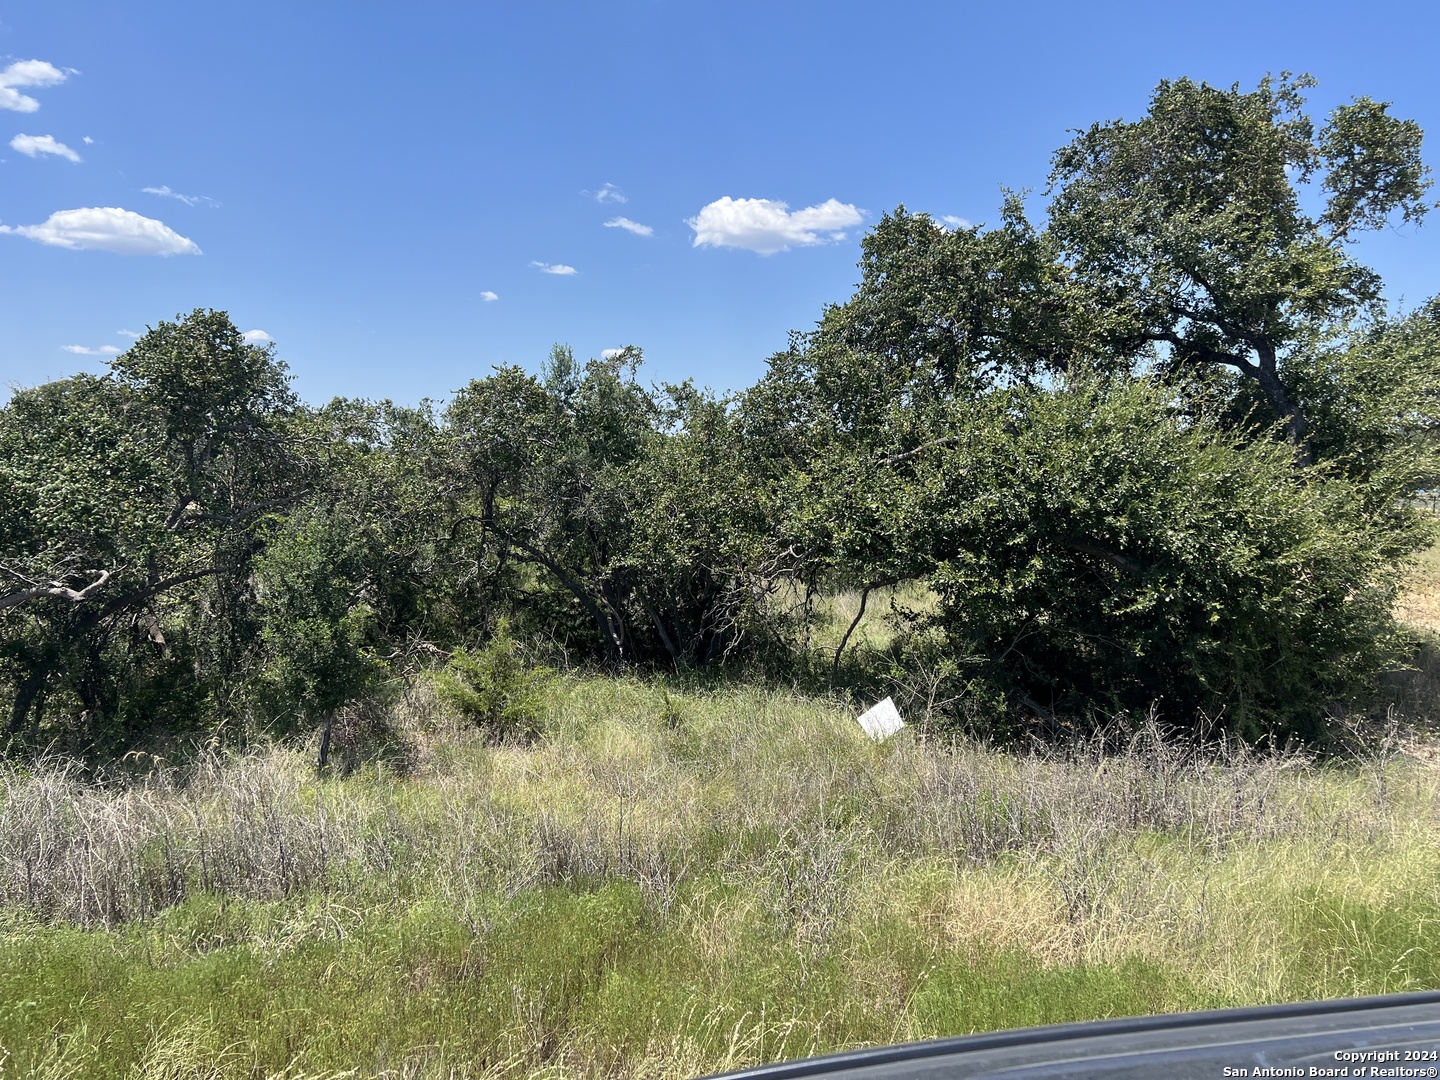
[1144,331,1255,373]
[0,569,112,612]
[880,435,963,466]
[79,567,219,630]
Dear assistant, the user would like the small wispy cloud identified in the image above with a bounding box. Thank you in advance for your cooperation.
[11,133,81,162]
[480,290,499,302]
[0,60,71,113]
[688,196,865,255]
[241,329,271,344]
[0,207,201,255]
[583,182,627,204]
[600,348,624,360]
[116,329,141,338]
[143,185,220,208]
[62,344,120,356]
[940,215,972,231]
[604,216,653,237]
[530,261,577,276]
[82,135,94,145]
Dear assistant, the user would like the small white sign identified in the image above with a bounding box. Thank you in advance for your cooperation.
[857,696,905,741]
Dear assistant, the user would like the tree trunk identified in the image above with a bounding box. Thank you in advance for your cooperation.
[637,592,683,668]
[832,584,874,681]
[316,711,334,771]
[1250,346,1314,466]
[503,535,625,664]
[7,667,46,738]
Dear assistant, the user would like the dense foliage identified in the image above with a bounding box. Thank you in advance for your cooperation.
[2,75,1436,757]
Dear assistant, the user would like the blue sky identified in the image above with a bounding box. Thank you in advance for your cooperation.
[3,1,1438,405]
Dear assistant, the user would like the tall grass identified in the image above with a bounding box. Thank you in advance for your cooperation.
[1,663,1438,1078]
[1398,541,1440,634]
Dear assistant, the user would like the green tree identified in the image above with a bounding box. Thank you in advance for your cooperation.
[805,200,1080,414]
[444,348,650,663]
[1047,74,1435,464]
[250,505,387,762]
[282,397,469,658]
[1288,299,1440,505]
[107,309,295,522]
[444,346,777,668]
[748,75,1437,737]
[0,310,298,753]
[432,618,548,740]
[621,380,778,666]
[0,374,170,745]
[913,381,1404,740]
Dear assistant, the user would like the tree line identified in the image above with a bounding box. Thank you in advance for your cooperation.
[3,75,1437,758]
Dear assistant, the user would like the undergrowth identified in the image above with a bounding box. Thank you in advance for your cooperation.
[1,668,1438,1078]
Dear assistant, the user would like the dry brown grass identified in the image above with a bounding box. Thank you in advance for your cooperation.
[1398,542,1440,633]
[3,675,1440,1078]
[0,676,1431,941]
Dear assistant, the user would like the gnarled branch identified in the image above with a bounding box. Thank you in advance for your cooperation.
[0,569,112,612]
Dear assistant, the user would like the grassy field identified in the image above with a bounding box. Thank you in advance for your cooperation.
[1399,540,1440,633]
[1,562,1438,1078]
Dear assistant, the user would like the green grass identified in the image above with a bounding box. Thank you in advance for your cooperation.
[1,675,1438,1078]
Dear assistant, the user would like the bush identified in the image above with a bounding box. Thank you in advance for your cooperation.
[915,379,1414,743]
[432,619,549,739]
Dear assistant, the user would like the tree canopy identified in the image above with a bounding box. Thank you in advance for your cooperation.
[2,75,1436,759]
[1047,74,1434,463]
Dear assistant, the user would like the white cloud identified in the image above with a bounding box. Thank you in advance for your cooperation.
[143,185,219,208]
[0,207,201,255]
[241,329,271,344]
[117,329,141,338]
[604,216,653,237]
[530,261,577,276]
[600,348,624,360]
[82,135,94,145]
[62,344,120,355]
[480,290,499,302]
[0,60,70,113]
[687,196,864,255]
[940,215,972,231]
[10,133,81,162]
[584,182,626,204]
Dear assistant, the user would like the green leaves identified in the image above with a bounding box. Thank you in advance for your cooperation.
[1045,75,1432,461]
[0,311,302,753]
[251,505,387,730]
[0,374,165,576]
[445,348,776,668]
[4,74,1435,760]
[1320,97,1435,242]
[804,202,1077,418]
[432,618,548,739]
[915,380,1402,739]
[109,310,294,448]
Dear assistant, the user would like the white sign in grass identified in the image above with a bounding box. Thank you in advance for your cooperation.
[857,696,905,741]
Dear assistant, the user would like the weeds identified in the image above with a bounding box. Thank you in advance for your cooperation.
[0,670,1438,1077]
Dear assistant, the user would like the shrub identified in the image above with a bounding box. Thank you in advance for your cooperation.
[916,379,1415,743]
[432,619,549,739]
